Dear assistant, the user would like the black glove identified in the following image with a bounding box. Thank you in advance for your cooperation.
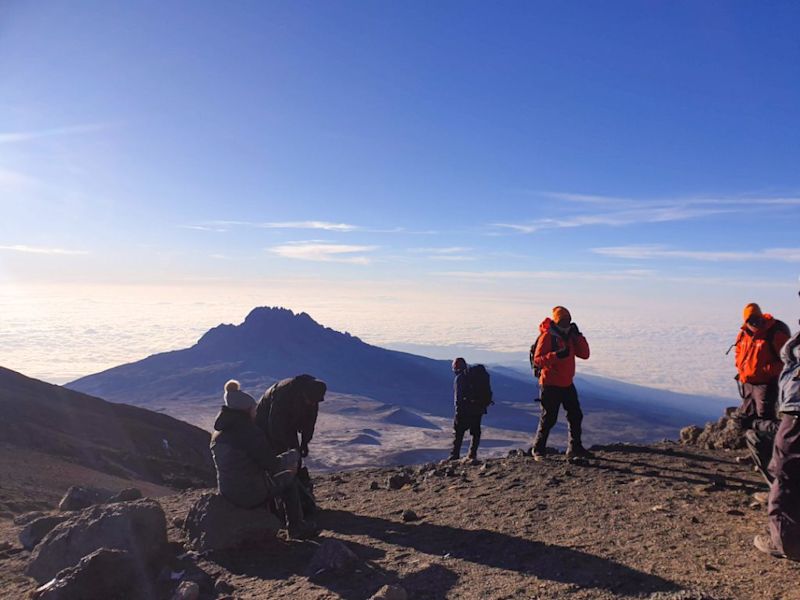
[300,443,309,458]
[556,345,570,359]
[568,323,581,337]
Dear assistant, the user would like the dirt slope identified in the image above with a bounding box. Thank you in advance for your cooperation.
[4,442,798,599]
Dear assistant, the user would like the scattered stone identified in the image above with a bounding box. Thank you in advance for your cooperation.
[57,486,112,512]
[401,509,419,522]
[26,499,168,583]
[306,539,359,580]
[726,509,745,516]
[30,548,142,600]
[0,541,12,552]
[369,481,380,491]
[172,517,185,528]
[387,473,411,490]
[679,425,702,445]
[19,514,73,550]
[647,592,720,600]
[183,492,281,552]
[214,579,236,594]
[370,584,408,600]
[171,581,200,600]
[107,488,143,503]
[14,511,47,526]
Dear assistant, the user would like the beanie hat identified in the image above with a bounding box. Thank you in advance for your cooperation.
[224,388,256,412]
[743,303,762,322]
[552,306,572,325]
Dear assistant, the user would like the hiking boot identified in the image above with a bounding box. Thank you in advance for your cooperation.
[752,491,769,505]
[288,519,319,540]
[463,456,480,466]
[532,452,545,462]
[565,446,594,459]
[754,534,785,559]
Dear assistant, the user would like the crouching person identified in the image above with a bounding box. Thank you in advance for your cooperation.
[210,379,318,540]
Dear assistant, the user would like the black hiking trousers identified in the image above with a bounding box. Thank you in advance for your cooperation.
[768,413,800,559]
[533,383,583,455]
[451,413,482,459]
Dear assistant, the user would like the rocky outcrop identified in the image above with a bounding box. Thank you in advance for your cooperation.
[26,499,168,583]
[183,492,281,552]
[680,408,746,450]
[30,548,142,600]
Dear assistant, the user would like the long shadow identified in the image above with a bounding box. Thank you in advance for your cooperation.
[594,443,737,465]
[320,509,679,596]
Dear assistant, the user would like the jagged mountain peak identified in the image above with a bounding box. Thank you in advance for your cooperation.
[196,306,359,350]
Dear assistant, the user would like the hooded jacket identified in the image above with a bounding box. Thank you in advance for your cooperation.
[734,314,791,384]
[256,375,326,454]
[533,317,590,387]
[778,331,800,415]
[210,406,280,508]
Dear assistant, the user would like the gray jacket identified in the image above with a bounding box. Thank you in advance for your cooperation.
[210,406,280,508]
[778,331,800,415]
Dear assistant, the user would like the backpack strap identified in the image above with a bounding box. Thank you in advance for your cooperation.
[765,321,791,363]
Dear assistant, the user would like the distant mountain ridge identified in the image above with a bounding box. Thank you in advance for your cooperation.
[67,307,720,466]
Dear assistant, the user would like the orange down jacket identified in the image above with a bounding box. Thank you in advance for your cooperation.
[735,314,791,384]
[533,318,590,387]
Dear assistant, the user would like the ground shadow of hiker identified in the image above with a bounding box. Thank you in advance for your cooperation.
[320,509,680,596]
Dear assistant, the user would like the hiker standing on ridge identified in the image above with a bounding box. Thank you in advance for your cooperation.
[754,290,800,562]
[733,303,791,482]
[448,357,491,463]
[530,306,591,460]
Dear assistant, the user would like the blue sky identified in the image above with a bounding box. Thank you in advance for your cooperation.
[1,2,799,390]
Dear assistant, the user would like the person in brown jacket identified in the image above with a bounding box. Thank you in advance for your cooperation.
[530,306,591,460]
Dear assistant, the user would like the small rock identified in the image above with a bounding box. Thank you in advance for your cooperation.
[171,581,200,600]
[370,584,408,600]
[369,481,380,491]
[726,509,745,516]
[57,486,112,512]
[19,514,73,550]
[214,579,235,594]
[30,548,140,599]
[0,541,12,552]
[401,509,419,522]
[306,539,359,580]
[386,473,411,490]
[172,517,185,529]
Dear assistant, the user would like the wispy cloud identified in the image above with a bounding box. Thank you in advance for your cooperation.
[439,269,656,282]
[184,220,438,235]
[178,224,229,233]
[410,246,474,261]
[0,123,110,144]
[593,245,800,263]
[496,191,800,234]
[0,245,88,255]
[270,242,377,264]
[0,168,37,190]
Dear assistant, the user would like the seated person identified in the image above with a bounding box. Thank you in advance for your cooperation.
[210,379,317,539]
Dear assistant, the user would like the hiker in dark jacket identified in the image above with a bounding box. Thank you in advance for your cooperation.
[210,379,317,539]
[754,310,800,561]
[256,374,327,458]
[448,357,484,462]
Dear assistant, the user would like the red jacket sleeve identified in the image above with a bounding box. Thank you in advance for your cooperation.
[573,334,590,360]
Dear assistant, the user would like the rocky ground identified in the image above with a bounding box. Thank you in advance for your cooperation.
[2,442,799,599]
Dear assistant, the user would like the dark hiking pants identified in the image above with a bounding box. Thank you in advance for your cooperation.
[451,414,482,459]
[745,419,779,485]
[768,413,800,559]
[738,381,778,429]
[533,384,583,455]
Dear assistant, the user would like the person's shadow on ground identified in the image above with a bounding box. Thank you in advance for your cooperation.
[320,508,680,597]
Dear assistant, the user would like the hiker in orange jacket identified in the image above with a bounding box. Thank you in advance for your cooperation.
[734,303,791,428]
[530,306,591,460]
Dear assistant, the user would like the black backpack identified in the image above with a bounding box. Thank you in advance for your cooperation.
[465,364,493,410]
[529,333,545,378]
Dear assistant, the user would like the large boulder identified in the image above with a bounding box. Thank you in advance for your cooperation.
[183,492,281,552]
[19,514,74,550]
[31,548,144,600]
[108,488,143,503]
[57,486,112,512]
[681,409,746,450]
[26,499,168,583]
